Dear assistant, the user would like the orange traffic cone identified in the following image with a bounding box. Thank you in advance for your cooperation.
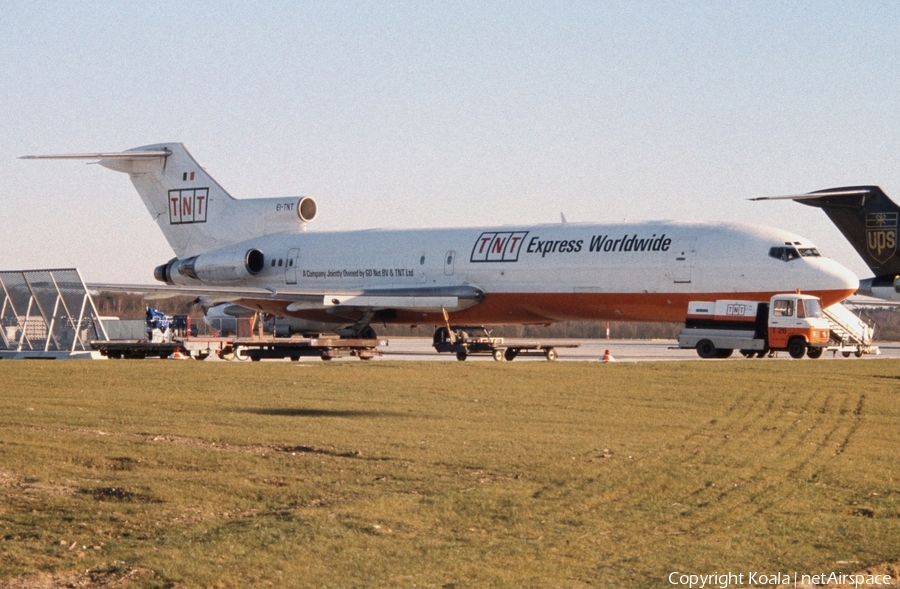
[171,348,184,360]
[602,349,615,362]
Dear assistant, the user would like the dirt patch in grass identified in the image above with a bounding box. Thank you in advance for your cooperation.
[0,566,182,589]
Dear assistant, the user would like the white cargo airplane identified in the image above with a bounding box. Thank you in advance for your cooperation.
[23,143,858,337]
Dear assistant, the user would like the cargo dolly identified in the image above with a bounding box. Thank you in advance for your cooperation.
[432,326,578,361]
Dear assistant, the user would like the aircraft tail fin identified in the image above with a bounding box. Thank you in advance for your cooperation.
[22,143,316,258]
[754,185,900,278]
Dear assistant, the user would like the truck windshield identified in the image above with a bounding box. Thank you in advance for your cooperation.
[797,298,823,318]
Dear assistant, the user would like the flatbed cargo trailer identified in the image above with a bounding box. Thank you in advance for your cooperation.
[91,340,186,359]
[92,336,387,361]
[501,343,580,362]
[223,337,386,361]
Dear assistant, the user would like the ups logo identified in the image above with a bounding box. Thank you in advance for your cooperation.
[866,212,897,264]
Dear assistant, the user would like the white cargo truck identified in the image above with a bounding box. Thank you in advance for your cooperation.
[678,293,831,359]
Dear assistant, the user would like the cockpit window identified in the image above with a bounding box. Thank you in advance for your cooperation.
[769,246,801,262]
[798,248,821,257]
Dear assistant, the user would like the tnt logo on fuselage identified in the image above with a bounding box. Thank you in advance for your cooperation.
[168,188,209,225]
[866,212,897,263]
[470,231,529,262]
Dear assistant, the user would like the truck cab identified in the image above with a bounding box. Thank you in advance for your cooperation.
[766,294,831,355]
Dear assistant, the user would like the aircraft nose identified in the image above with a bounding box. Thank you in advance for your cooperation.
[816,258,859,306]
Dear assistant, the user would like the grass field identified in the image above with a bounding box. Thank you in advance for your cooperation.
[1,360,899,588]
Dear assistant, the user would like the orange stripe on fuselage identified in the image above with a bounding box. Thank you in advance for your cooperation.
[234,287,856,326]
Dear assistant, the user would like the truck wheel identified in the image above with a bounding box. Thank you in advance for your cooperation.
[696,339,717,359]
[842,350,851,358]
[855,348,864,358]
[545,348,558,361]
[504,348,517,361]
[788,338,806,359]
[806,347,824,359]
[716,349,734,359]
[492,349,504,362]
[456,351,468,361]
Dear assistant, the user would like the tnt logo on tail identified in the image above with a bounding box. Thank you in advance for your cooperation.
[169,188,209,224]
[866,212,897,263]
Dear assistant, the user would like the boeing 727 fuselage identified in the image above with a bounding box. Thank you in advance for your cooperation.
[23,143,858,336]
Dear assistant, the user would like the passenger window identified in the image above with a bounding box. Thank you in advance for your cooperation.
[773,299,794,317]
[278,259,283,267]
[420,256,425,265]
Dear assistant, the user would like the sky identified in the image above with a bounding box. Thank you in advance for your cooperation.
[1,1,899,282]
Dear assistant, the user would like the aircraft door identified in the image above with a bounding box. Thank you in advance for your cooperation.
[670,237,696,284]
[286,248,299,284]
[444,251,456,276]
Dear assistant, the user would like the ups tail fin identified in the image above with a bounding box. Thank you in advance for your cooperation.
[22,143,316,258]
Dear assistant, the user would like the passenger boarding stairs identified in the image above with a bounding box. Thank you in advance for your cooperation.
[824,303,877,356]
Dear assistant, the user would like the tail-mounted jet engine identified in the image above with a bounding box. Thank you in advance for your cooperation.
[153,195,317,285]
[297,196,317,223]
[155,248,266,284]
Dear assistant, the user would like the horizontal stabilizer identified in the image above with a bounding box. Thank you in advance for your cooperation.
[749,189,871,202]
[20,150,170,160]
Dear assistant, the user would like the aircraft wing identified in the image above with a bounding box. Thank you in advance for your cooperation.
[87,283,484,313]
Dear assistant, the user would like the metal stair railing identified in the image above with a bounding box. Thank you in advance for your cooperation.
[823,303,874,349]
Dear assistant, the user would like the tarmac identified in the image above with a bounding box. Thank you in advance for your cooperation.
[376,337,900,362]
